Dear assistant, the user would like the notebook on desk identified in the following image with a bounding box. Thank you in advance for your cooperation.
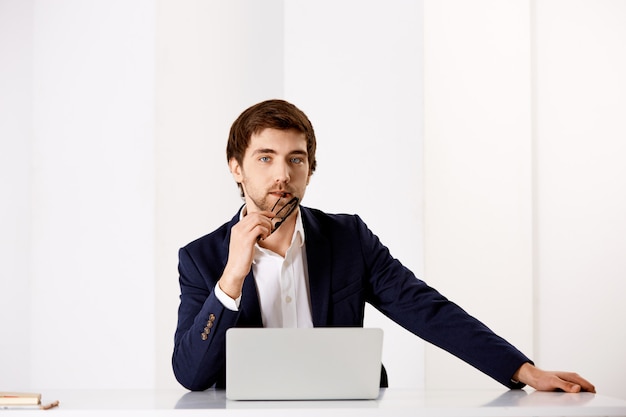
[225,327,384,400]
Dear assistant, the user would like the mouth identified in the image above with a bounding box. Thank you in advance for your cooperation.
[269,191,292,199]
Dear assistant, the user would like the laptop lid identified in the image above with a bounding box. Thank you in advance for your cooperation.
[225,327,383,400]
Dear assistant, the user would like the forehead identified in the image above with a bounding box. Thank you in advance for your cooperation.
[247,128,308,153]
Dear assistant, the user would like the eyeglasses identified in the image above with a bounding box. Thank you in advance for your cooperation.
[270,195,300,234]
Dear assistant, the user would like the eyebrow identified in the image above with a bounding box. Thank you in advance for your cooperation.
[251,148,308,157]
[252,148,277,156]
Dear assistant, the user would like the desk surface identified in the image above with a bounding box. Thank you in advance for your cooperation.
[3,388,626,416]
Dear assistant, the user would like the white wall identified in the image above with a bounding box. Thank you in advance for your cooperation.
[0,0,33,390]
[1,0,156,389]
[423,0,533,389]
[423,0,626,399]
[533,0,626,400]
[2,0,624,399]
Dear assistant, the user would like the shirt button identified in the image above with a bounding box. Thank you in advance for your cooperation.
[285,296,292,303]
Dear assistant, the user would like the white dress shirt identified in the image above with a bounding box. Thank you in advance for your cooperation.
[215,208,314,328]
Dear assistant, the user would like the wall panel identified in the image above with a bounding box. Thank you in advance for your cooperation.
[423,0,534,389]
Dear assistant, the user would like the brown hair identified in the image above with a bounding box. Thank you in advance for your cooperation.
[226,99,318,175]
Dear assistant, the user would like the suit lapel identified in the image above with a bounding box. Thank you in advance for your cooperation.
[301,207,332,326]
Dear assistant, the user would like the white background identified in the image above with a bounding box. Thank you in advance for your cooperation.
[1,0,624,400]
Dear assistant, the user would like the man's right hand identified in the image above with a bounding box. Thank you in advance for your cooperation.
[218,210,274,299]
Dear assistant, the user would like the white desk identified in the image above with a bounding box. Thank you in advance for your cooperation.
[3,388,626,416]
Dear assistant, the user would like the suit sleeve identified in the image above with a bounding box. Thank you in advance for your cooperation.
[355,215,531,389]
[172,246,239,391]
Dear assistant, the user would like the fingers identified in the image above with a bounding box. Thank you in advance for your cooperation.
[234,211,275,241]
[520,364,596,393]
[251,211,275,241]
[226,211,274,275]
[556,372,596,393]
[557,379,582,393]
[534,371,596,393]
[573,378,595,393]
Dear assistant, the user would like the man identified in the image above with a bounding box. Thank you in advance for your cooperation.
[172,99,595,393]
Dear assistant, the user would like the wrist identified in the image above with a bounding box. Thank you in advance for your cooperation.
[215,282,241,311]
[512,362,536,386]
[218,270,245,300]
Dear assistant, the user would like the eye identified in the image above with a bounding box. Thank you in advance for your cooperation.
[291,157,304,164]
[259,156,271,163]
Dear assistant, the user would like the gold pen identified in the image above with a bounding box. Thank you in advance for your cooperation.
[41,400,59,410]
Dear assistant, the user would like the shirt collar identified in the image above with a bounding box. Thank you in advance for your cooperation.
[293,208,305,248]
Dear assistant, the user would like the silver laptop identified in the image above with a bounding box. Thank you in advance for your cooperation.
[226,327,383,400]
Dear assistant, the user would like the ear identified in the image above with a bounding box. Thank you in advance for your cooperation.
[229,158,243,183]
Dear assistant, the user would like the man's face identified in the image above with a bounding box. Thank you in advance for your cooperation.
[229,128,311,214]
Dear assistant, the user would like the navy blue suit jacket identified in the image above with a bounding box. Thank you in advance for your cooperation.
[172,206,530,391]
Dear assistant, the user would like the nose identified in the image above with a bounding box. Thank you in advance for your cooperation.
[273,160,290,184]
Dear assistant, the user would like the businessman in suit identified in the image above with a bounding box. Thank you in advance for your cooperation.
[172,99,595,393]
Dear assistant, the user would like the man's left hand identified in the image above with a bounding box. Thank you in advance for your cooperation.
[513,362,596,393]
